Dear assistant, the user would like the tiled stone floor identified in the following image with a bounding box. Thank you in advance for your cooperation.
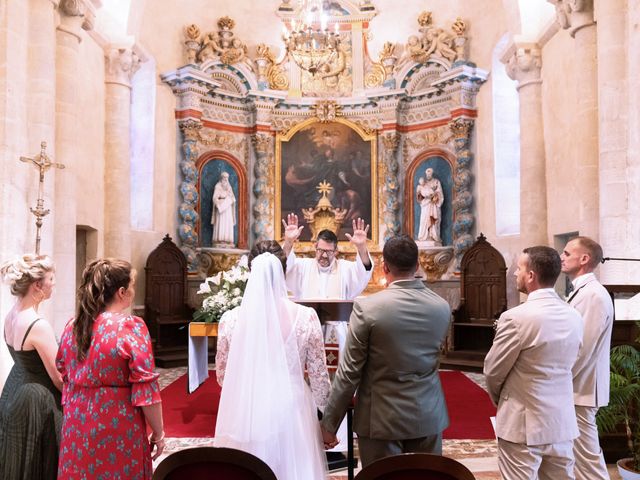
[154,366,622,479]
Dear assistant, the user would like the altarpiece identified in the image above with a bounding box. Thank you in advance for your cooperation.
[161,1,487,299]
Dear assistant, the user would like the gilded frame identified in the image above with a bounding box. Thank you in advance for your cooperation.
[275,117,378,245]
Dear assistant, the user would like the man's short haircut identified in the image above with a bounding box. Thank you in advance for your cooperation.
[383,234,418,275]
[316,229,338,247]
[522,246,561,286]
[573,236,604,269]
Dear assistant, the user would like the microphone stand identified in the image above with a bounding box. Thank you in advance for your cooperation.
[602,257,640,263]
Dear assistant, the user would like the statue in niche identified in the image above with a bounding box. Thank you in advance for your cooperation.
[416,168,444,245]
[211,171,236,246]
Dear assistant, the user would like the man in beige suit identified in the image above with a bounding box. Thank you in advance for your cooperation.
[484,246,584,479]
[320,234,451,466]
[561,236,614,480]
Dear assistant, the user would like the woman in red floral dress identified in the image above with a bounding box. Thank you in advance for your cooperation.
[56,259,164,479]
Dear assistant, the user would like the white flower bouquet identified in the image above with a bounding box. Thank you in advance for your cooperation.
[192,255,250,323]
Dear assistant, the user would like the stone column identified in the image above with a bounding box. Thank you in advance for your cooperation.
[379,133,399,242]
[505,44,547,246]
[626,0,640,284]
[104,47,141,260]
[251,133,274,242]
[550,0,599,238]
[28,0,57,257]
[53,0,92,334]
[593,0,628,283]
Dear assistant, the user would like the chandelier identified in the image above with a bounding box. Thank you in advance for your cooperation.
[283,0,341,75]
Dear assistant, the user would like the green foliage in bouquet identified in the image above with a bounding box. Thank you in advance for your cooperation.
[192,256,249,323]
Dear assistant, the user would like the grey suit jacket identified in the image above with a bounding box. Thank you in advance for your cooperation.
[484,289,584,445]
[569,273,614,407]
[321,279,451,440]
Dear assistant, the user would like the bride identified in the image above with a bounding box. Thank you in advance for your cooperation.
[215,240,330,480]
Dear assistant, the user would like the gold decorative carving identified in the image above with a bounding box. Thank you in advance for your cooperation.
[405,127,453,149]
[252,134,273,155]
[198,131,245,152]
[312,101,342,123]
[452,17,467,36]
[449,118,474,140]
[268,65,289,90]
[418,248,454,282]
[365,63,385,88]
[179,120,203,141]
[301,181,347,240]
[381,133,399,152]
[184,18,249,67]
[399,11,468,67]
[301,41,352,97]
[198,250,243,277]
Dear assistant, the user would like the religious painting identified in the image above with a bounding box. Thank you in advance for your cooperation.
[276,118,377,243]
[411,155,453,246]
[198,158,239,248]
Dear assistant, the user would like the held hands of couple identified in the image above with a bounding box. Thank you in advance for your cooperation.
[321,426,339,450]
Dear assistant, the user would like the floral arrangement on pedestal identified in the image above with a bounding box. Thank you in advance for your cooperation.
[192,255,249,323]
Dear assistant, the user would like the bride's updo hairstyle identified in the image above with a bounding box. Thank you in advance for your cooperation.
[248,240,287,273]
[0,254,54,297]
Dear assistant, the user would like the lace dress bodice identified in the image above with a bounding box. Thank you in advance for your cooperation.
[215,303,330,408]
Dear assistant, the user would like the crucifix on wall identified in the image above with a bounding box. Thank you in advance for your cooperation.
[20,141,65,254]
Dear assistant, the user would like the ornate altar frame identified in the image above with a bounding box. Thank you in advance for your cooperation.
[274,117,378,245]
[161,4,487,276]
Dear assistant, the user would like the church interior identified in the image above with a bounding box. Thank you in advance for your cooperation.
[0,0,639,478]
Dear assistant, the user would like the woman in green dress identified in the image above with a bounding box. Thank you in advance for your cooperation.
[0,254,62,479]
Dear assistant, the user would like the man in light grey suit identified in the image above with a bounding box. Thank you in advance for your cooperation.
[484,246,584,479]
[320,234,451,467]
[561,236,614,480]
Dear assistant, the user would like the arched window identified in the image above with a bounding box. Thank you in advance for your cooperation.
[492,34,520,236]
[130,58,156,231]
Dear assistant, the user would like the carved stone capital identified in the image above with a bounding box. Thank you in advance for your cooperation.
[449,118,474,140]
[549,0,595,37]
[380,133,399,153]
[58,0,95,31]
[505,45,542,89]
[105,48,141,87]
[179,120,203,142]
[252,134,273,155]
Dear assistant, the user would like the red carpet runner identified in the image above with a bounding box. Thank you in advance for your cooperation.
[161,370,496,439]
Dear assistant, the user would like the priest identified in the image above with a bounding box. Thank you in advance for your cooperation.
[282,213,373,459]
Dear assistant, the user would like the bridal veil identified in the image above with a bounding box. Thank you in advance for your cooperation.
[214,252,326,480]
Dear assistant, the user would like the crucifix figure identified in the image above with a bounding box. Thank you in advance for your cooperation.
[20,141,65,254]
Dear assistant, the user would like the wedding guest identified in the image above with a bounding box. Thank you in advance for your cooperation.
[56,259,164,479]
[0,254,62,480]
[215,240,330,480]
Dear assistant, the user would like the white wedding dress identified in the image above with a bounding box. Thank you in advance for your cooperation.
[215,253,330,480]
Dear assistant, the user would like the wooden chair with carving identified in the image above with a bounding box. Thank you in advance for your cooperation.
[144,234,192,367]
[152,447,277,480]
[353,453,476,480]
[447,233,507,370]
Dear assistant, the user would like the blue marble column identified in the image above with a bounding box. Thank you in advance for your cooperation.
[251,134,274,241]
[450,118,475,268]
[178,120,201,272]
[380,133,400,242]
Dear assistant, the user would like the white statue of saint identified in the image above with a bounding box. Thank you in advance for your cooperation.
[416,168,444,245]
[211,171,236,245]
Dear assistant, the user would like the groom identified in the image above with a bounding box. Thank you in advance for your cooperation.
[320,234,451,466]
